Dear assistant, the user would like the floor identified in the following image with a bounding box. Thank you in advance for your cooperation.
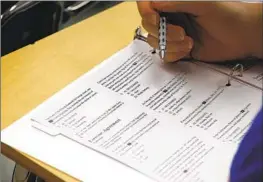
[1,2,121,181]
[1,155,15,181]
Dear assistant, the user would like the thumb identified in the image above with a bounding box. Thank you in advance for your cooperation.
[151,1,212,16]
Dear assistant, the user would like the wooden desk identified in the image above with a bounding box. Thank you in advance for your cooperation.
[1,2,141,181]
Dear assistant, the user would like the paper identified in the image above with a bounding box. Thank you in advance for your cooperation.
[197,60,263,90]
[2,40,262,182]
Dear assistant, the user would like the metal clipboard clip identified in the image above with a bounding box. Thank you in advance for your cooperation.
[226,63,244,86]
[133,26,147,42]
[133,26,157,54]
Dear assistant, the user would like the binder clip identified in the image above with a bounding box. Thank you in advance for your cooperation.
[133,26,147,42]
[133,27,156,54]
[226,64,244,86]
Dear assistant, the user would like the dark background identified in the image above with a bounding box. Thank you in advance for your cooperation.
[1,1,122,56]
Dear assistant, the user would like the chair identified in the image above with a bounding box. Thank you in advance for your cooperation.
[1,1,63,56]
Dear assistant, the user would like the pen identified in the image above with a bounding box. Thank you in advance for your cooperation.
[159,15,166,59]
[158,12,201,60]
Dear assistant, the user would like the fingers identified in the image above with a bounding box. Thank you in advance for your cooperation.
[147,34,193,62]
[142,19,185,41]
[151,1,212,16]
[137,1,158,18]
[162,52,190,63]
[147,34,193,52]
[152,2,198,14]
[137,1,195,63]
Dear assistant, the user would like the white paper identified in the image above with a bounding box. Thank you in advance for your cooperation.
[2,114,154,182]
[196,60,263,90]
[2,40,262,182]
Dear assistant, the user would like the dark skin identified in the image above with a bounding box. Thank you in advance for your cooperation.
[137,1,263,63]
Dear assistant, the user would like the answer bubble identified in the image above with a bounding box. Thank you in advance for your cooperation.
[202,101,206,105]
[133,62,137,65]
[183,169,188,173]
[48,120,54,123]
[127,143,132,146]
[163,89,168,93]
[240,110,245,113]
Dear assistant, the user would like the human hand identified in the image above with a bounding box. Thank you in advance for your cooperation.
[137,1,262,63]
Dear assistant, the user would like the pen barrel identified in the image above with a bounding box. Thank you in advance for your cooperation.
[160,12,201,45]
[159,16,167,49]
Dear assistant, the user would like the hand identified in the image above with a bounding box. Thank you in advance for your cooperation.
[137,1,262,63]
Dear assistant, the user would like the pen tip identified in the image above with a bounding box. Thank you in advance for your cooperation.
[160,50,165,59]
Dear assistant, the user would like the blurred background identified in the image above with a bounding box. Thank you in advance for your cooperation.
[1,1,121,181]
[1,1,121,56]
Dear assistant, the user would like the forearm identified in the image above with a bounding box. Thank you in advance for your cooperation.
[255,5,262,59]
[221,2,262,59]
[249,3,262,59]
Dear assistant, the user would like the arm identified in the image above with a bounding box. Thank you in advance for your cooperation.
[248,2,262,59]
[254,4,262,59]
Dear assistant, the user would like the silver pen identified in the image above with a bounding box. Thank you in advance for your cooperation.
[159,16,166,59]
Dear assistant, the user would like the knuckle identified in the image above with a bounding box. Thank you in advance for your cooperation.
[166,25,185,41]
[176,26,185,35]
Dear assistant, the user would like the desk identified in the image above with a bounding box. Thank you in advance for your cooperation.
[1,2,141,181]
